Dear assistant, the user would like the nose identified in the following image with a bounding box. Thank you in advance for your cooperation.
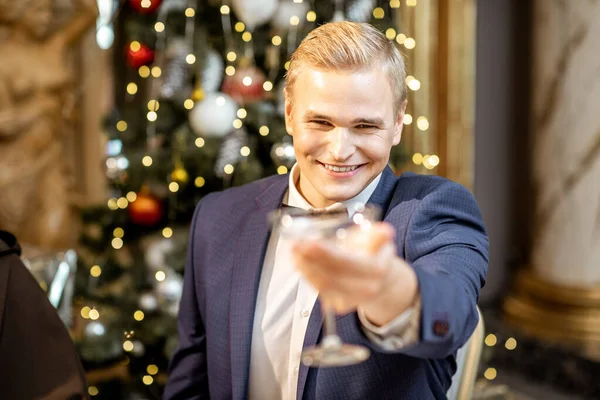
[329,127,355,161]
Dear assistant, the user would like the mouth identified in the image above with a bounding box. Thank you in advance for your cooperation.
[318,162,365,176]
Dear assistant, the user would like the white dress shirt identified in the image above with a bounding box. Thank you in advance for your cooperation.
[248,164,421,400]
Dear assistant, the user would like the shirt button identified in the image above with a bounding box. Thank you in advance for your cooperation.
[301,310,309,318]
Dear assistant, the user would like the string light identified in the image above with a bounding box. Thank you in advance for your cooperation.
[89,308,100,320]
[216,96,226,106]
[162,227,173,238]
[263,81,273,91]
[114,227,125,238]
[185,7,195,17]
[234,22,245,32]
[227,51,237,62]
[505,338,517,350]
[242,76,252,86]
[107,198,118,210]
[169,182,179,192]
[485,334,497,346]
[155,271,166,281]
[126,192,137,202]
[143,375,154,385]
[91,265,102,277]
[428,155,440,167]
[151,66,162,77]
[386,28,397,40]
[272,35,282,46]
[240,146,251,156]
[290,16,300,25]
[186,54,196,64]
[277,166,288,175]
[154,22,165,32]
[237,108,247,119]
[306,11,317,21]
[194,176,205,187]
[88,386,99,396]
[412,153,423,165]
[141,0,151,8]
[396,33,407,44]
[390,0,400,8]
[417,116,429,130]
[403,114,413,125]
[147,100,160,111]
[115,196,127,208]
[81,306,91,319]
[259,126,270,136]
[142,156,153,166]
[126,83,138,95]
[123,340,134,352]
[220,5,230,14]
[184,99,194,110]
[195,138,205,148]
[226,66,236,76]
[139,66,150,78]
[147,111,158,121]
[224,164,234,174]
[284,61,291,70]
[404,38,416,49]
[112,238,123,249]
[242,32,252,42]
[147,365,159,375]
[233,119,243,129]
[407,0,417,6]
[484,368,497,380]
[129,41,141,52]
[373,7,385,19]
[116,120,128,131]
[134,310,145,321]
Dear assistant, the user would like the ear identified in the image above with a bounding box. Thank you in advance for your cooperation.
[283,87,294,136]
[392,100,407,146]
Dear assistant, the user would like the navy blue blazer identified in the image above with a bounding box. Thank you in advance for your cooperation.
[164,167,489,400]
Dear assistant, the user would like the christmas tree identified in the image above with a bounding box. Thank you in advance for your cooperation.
[75,0,414,398]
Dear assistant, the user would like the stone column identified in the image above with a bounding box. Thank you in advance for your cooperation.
[504,0,600,352]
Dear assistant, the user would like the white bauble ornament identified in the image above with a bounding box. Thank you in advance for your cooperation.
[189,92,238,138]
[231,0,278,30]
[272,0,309,31]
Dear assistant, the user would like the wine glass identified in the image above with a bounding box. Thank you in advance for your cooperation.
[269,203,381,367]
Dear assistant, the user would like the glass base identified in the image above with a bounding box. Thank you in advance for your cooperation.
[301,343,370,367]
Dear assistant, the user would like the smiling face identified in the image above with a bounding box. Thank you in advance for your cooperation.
[284,67,405,208]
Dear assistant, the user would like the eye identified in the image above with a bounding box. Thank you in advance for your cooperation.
[356,124,377,130]
[310,120,332,126]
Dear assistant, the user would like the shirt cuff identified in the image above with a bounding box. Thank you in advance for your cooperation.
[357,294,422,350]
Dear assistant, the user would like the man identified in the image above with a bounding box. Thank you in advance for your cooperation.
[0,231,89,399]
[165,21,488,400]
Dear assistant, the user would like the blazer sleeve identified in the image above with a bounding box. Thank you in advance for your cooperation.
[164,198,211,400]
[352,180,488,359]
[400,180,488,358]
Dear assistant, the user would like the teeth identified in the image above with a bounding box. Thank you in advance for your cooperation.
[324,164,358,172]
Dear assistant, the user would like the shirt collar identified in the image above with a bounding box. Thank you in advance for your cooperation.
[286,163,382,216]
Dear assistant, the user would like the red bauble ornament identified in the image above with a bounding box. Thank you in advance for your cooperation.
[221,65,266,104]
[129,193,164,226]
[126,42,155,69]
[129,0,162,14]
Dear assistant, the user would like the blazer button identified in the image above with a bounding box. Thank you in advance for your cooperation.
[432,320,449,337]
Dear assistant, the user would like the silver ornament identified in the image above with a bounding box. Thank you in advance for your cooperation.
[270,141,296,169]
[160,39,192,101]
[346,0,376,22]
[215,128,250,177]
[201,48,224,93]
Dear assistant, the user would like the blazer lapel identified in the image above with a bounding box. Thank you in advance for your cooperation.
[296,166,399,399]
[229,176,288,400]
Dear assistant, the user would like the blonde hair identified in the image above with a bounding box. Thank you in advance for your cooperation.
[285,21,407,113]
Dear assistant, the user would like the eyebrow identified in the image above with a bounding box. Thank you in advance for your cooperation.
[302,111,384,126]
